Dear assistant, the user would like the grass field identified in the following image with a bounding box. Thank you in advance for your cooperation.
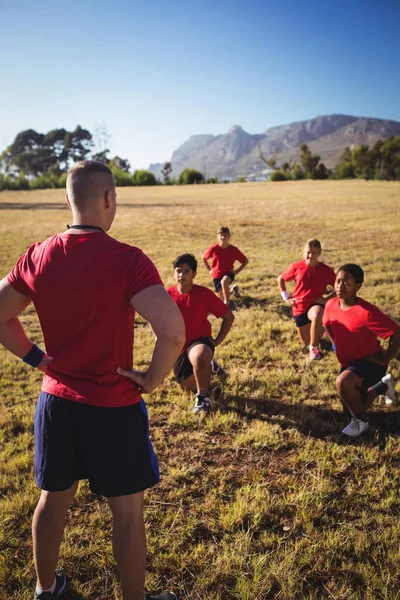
[1,180,400,600]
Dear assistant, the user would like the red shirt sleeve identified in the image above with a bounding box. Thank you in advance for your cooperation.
[234,247,247,263]
[326,266,336,287]
[367,305,399,339]
[7,243,39,296]
[203,245,214,260]
[205,289,230,318]
[125,249,163,300]
[280,263,296,282]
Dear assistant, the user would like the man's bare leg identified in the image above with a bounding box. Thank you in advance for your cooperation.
[108,492,146,600]
[33,481,79,590]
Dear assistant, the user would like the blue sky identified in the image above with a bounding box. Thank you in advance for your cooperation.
[1,0,399,169]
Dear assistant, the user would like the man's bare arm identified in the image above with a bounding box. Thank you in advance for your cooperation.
[118,284,185,393]
[0,277,51,372]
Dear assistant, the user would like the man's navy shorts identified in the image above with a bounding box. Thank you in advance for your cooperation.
[340,359,387,397]
[294,304,325,328]
[173,337,215,383]
[213,271,235,292]
[34,392,160,497]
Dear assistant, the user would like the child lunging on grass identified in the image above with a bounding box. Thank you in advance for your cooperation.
[202,226,248,306]
[167,253,234,414]
[277,238,335,360]
[323,264,400,438]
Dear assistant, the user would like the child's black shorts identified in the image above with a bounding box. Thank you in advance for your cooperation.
[294,304,325,327]
[173,337,215,383]
[340,359,387,396]
[34,392,160,497]
[213,272,235,292]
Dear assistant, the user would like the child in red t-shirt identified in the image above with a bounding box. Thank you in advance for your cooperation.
[323,264,400,438]
[202,226,248,305]
[167,253,235,414]
[277,238,335,361]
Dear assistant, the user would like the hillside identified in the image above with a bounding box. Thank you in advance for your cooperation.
[149,114,400,181]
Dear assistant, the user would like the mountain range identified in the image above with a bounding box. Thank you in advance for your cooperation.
[148,114,400,181]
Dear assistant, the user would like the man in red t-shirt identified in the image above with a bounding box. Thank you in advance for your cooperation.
[277,238,335,361]
[323,263,400,438]
[0,161,184,600]
[167,253,234,414]
[202,225,248,306]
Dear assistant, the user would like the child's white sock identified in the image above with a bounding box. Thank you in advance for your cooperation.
[36,577,56,595]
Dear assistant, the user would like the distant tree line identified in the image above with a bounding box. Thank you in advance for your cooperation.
[259,137,400,182]
[1,127,399,191]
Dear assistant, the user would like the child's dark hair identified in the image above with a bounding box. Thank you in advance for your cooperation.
[337,263,364,284]
[218,226,231,235]
[173,253,197,272]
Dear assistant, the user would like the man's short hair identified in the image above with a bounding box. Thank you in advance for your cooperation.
[337,264,364,284]
[218,226,231,235]
[173,253,197,272]
[305,238,321,250]
[67,160,115,209]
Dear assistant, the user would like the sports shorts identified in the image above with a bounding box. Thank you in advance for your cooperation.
[213,271,235,292]
[34,392,159,497]
[294,303,325,327]
[339,359,387,399]
[173,337,215,383]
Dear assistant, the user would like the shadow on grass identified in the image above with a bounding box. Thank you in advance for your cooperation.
[0,202,188,210]
[232,294,273,310]
[218,393,400,445]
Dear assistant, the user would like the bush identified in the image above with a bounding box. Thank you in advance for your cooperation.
[335,163,355,179]
[290,163,305,180]
[177,168,204,185]
[207,176,218,184]
[132,170,157,186]
[30,175,56,189]
[237,176,246,183]
[270,170,288,182]
[111,167,134,186]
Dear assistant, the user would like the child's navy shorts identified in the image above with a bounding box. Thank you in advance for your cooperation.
[213,271,235,292]
[340,359,387,396]
[34,392,160,497]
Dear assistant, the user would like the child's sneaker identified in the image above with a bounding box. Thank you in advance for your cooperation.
[146,592,177,600]
[231,283,241,298]
[33,569,68,599]
[193,394,211,414]
[309,346,321,361]
[381,373,397,405]
[341,417,369,438]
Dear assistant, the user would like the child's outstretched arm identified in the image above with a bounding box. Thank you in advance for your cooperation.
[212,310,235,347]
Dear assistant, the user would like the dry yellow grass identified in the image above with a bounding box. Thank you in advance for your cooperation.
[1,181,400,600]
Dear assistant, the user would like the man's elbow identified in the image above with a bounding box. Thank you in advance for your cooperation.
[225,311,235,326]
[161,319,185,347]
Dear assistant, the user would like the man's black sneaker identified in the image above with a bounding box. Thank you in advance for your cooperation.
[193,394,211,414]
[145,592,177,600]
[33,569,68,599]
